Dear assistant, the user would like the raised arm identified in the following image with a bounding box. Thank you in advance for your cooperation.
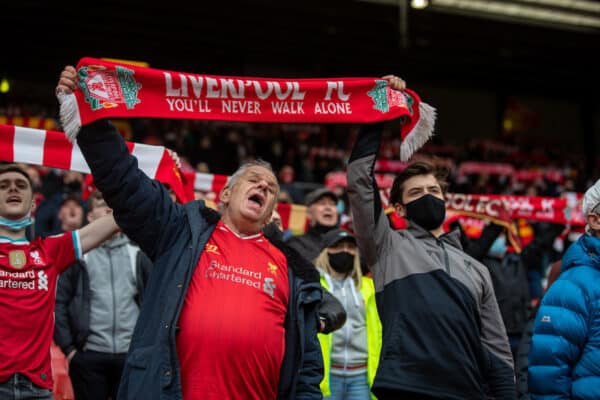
[56,66,186,259]
[346,122,388,267]
[459,221,504,261]
[78,212,120,254]
[346,75,405,269]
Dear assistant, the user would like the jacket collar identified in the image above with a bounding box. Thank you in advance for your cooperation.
[563,233,600,272]
[185,200,220,239]
[406,222,463,250]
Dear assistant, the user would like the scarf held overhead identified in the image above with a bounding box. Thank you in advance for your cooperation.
[58,57,436,161]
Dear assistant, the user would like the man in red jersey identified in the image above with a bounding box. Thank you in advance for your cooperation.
[56,65,324,400]
[0,163,120,400]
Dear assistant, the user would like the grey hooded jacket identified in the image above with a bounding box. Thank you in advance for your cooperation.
[346,123,515,400]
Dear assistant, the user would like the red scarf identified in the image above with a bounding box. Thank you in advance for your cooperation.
[58,57,436,161]
[445,193,585,227]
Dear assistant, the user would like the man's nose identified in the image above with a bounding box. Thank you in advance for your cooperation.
[257,180,269,190]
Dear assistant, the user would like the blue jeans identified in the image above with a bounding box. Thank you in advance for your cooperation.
[326,373,371,400]
[0,374,53,399]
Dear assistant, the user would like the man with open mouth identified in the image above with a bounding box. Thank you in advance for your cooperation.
[55,65,324,400]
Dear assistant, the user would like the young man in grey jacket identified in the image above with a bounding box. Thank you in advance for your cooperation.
[54,190,152,400]
[346,75,515,399]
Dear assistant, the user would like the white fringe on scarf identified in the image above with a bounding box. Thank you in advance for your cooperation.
[400,101,437,162]
[56,91,82,143]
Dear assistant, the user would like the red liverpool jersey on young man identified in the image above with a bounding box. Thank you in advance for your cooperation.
[176,221,290,400]
[0,232,81,389]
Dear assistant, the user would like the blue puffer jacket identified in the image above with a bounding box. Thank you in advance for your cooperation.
[528,233,600,400]
[77,120,324,400]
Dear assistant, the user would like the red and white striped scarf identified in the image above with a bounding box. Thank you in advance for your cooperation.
[0,124,190,203]
[0,123,309,234]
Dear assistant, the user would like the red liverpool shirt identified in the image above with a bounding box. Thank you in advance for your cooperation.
[176,221,290,399]
[0,232,81,389]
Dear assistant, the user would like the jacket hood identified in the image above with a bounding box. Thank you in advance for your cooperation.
[407,222,463,250]
[102,233,130,249]
[184,200,220,239]
[562,233,600,273]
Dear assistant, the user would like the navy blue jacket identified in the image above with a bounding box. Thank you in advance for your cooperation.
[77,120,323,400]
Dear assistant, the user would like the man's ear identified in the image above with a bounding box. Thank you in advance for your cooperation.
[587,213,600,233]
[220,187,231,205]
[394,202,406,218]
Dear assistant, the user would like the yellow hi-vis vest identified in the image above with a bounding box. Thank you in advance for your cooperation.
[318,275,382,399]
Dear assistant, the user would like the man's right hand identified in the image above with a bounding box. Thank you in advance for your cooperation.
[381,75,406,91]
[56,65,78,95]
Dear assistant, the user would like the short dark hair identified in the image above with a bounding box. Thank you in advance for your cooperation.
[389,161,449,205]
[0,163,33,189]
[86,190,105,211]
[60,192,82,208]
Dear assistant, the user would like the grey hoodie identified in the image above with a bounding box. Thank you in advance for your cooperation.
[84,234,140,354]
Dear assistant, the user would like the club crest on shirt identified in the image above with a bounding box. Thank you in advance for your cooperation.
[267,261,278,275]
[30,250,44,266]
[9,250,26,268]
[205,244,220,255]
[263,277,276,298]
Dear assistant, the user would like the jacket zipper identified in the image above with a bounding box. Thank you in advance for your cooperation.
[438,240,450,275]
[109,247,117,354]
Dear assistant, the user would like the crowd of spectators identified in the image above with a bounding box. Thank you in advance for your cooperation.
[3,101,590,305]
[2,77,599,399]
[2,101,598,202]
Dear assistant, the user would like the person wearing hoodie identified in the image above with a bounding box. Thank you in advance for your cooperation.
[528,177,600,399]
[54,189,152,400]
[314,229,381,400]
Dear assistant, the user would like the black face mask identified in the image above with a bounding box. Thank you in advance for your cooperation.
[328,251,355,274]
[405,194,446,231]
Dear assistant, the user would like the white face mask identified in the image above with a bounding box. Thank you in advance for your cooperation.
[0,214,33,231]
